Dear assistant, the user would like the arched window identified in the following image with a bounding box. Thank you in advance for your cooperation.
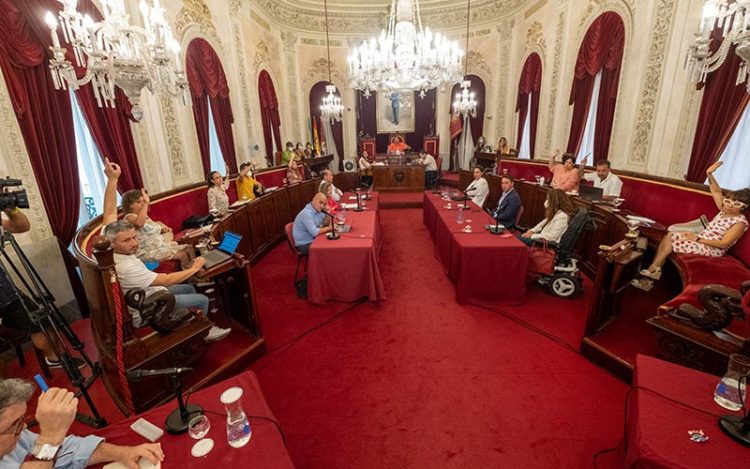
[309,81,344,170]
[449,75,486,170]
[258,70,282,165]
[566,12,624,162]
[186,38,237,175]
[687,28,750,187]
[516,53,542,159]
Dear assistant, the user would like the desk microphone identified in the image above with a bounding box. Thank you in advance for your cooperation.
[322,210,340,240]
[126,367,193,381]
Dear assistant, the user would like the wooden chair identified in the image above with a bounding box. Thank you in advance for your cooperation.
[284,222,308,293]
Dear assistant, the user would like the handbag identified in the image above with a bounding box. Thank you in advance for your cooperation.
[182,213,215,229]
[527,239,556,275]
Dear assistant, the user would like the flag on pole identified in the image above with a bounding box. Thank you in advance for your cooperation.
[307,117,313,144]
[313,116,322,155]
[449,111,463,141]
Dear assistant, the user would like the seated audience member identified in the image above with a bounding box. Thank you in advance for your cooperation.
[519,189,576,245]
[548,150,582,192]
[286,158,305,185]
[294,142,305,159]
[106,220,230,341]
[580,158,623,198]
[497,137,512,156]
[120,189,196,268]
[419,151,438,188]
[281,141,295,165]
[319,182,340,216]
[489,175,522,228]
[465,166,489,207]
[207,165,230,216]
[304,142,316,158]
[0,379,164,468]
[292,193,332,254]
[0,204,83,369]
[640,162,750,280]
[319,170,343,201]
[236,162,264,201]
[358,151,373,186]
[475,136,486,152]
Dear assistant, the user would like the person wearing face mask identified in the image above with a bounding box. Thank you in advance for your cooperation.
[640,161,750,280]
[281,142,295,165]
[520,189,576,245]
[294,142,305,159]
[547,149,582,192]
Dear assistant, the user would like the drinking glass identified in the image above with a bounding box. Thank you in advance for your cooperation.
[715,354,750,410]
[188,414,214,457]
[612,198,624,212]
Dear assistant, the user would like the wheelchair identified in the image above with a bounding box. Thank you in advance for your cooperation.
[531,207,592,298]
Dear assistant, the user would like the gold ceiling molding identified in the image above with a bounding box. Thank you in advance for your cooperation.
[466,51,492,84]
[253,40,271,71]
[525,21,546,53]
[302,58,343,89]
[524,0,546,19]
[250,0,526,34]
[579,0,635,31]
[174,0,221,50]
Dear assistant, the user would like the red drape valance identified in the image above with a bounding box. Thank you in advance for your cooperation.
[258,70,282,163]
[516,53,542,158]
[566,12,624,160]
[186,38,237,174]
[686,30,750,182]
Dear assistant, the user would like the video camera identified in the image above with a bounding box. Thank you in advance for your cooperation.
[0,177,29,211]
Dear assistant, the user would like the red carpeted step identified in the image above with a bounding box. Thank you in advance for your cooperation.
[378,192,424,209]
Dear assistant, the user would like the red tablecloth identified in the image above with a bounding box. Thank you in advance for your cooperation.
[307,192,386,305]
[423,192,527,305]
[90,370,294,468]
[621,355,748,468]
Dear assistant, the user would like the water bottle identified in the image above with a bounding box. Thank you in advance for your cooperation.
[220,387,252,448]
[714,354,750,410]
[456,206,465,224]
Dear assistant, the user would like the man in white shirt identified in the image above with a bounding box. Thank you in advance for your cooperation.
[419,151,438,188]
[319,170,343,201]
[582,159,623,198]
[105,220,230,342]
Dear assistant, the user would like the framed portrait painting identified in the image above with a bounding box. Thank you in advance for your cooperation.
[376,91,415,133]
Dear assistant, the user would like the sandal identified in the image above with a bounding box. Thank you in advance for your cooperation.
[639,267,662,280]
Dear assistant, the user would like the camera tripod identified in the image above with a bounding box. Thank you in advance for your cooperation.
[0,229,106,428]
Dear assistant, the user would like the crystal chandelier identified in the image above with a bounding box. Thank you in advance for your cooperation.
[44,0,189,121]
[686,0,750,92]
[347,0,464,97]
[452,1,477,117]
[320,0,344,122]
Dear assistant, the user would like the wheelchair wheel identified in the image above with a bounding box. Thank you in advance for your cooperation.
[548,275,578,298]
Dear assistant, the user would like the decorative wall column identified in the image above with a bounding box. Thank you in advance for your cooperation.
[494,19,515,143]
[281,31,302,141]
[543,11,566,154]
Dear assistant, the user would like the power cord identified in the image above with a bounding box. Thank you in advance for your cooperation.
[592,384,723,468]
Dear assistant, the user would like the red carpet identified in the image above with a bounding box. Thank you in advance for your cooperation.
[251,208,628,468]
[378,192,424,209]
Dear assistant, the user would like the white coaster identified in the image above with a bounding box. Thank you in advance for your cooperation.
[191,438,214,457]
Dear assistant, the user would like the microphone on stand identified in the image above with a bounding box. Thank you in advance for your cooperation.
[462,185,476,210]
[323,210,340,240]
[353,189,364,212]
[126,367,201,434]
[488,210,504,235]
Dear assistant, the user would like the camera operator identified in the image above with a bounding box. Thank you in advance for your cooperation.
[0,201,83,369]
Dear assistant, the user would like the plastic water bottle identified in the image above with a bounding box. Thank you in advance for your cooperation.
[220,387,252,448]
[456,206,465,224]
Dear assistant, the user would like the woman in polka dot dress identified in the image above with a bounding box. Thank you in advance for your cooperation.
[641,161,750,280]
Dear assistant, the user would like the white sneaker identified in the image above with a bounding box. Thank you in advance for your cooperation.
[205,325,231,343]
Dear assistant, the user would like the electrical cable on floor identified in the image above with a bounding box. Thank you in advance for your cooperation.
[592,384,724,468]
[477,304,579,355]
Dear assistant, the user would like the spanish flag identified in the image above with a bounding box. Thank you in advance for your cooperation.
[313,116,321,155]
[449,111,462,141]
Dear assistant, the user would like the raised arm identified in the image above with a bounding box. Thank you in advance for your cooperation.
[706,161,724,210]
[102,158,121,226]
[578,154,589,177]
[547,149,560,172]
[127,189,150,228]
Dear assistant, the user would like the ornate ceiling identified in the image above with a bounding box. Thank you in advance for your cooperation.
[250,0,530,34]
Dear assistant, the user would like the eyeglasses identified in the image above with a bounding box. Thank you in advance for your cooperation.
[723,198,748,209]
[0,416,27,435]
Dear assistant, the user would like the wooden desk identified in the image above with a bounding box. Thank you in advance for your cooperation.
[372,164,425,192]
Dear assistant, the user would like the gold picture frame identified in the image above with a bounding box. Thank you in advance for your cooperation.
[376,91,415,134]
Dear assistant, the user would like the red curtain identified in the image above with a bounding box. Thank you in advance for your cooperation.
[566,12,624,159]
[0,0,92,316]
[686,36,750,181]
[258,70,282,164]
[186,38,237,174]
[516,53,542,157]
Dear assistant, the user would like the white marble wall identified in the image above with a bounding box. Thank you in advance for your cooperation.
[0,0,719,302]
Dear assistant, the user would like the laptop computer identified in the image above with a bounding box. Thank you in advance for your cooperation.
[202,231,242,269]
[578,184,604,201]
